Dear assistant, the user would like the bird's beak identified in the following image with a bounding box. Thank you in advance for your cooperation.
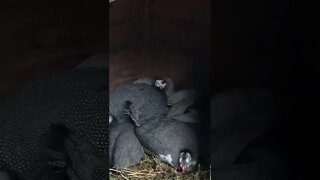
[181,166,187,174]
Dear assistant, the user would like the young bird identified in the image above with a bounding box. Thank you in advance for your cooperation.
[109,114,145,169]
[109,83,169,127]
[135,117,200,173]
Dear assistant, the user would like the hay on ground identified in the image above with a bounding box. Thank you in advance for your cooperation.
[109,156,211,180]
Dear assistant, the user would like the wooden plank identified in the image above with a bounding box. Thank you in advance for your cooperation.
[149,0,209,9]
[149,0,211,23]
[110,22,140,51]
[110,0,145,51]
[148,19,210,52]
[110,0,143,24]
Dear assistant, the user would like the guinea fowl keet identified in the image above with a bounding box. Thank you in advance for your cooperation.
[109,116,145,169]
[109,83,169,127]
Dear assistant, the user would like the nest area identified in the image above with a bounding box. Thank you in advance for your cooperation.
[109,156,211,180]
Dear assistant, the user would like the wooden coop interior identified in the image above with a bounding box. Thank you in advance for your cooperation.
[109,0,212,168]
[109,0,211,92]
[1,0,318,178]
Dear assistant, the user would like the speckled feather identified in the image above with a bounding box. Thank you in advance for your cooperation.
[109,120,145,169]
[109,83,169,126]
[0,68,108,179]
[135,118,199,169]
[108,83,169,169]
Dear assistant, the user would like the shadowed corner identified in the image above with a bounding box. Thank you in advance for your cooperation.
[0,0,107,179]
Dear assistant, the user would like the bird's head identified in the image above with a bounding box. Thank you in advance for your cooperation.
[179,151,197,174]
[154,79,167,90]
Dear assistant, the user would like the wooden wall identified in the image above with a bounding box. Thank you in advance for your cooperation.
[110,0,144,52]
[148,0,211,57]
[109,0,211,92]
[110,0,211,58]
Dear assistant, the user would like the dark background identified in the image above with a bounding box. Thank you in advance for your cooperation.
[213,0,319,179]
[0,0,107,95]
[1,0,319,179]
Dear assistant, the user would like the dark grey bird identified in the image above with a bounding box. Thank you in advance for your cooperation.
[108,81,169,169]
[135,116,199,173]
[109,77,200,173]
[133,77,199,122]
[108,114,145,169]
[0,56,108,179]
[133,77,199,124]
[131,85,200,173]
[109,83,169,127]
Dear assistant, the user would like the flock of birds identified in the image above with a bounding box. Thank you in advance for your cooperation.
[0,52,286,179]
[109,0,200,173]
[0,54,203,179]
[109,77,201,173]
